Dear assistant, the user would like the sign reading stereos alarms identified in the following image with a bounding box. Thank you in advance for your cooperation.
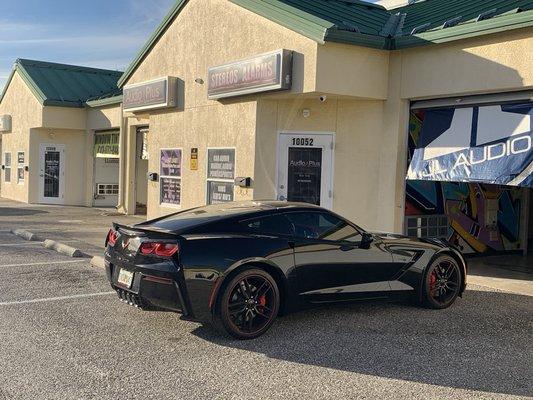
[123,77,178,112]
[208,49,293,99]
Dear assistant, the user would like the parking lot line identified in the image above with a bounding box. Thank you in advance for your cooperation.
[0,260,88,268]
[0,240,79,247]
[0,291,115,307]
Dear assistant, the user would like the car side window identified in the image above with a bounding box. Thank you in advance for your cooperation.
[285,212,362,243]
[240,214,294,237]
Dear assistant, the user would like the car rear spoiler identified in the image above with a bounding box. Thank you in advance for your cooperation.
[113,223,178,238]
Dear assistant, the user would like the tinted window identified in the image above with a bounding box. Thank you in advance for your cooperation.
[241,214,293,236]
[285,212,361,242]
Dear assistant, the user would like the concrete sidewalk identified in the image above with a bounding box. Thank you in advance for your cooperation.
[0,197,143,257]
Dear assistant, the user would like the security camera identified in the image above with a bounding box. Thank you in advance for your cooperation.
[319,95,327,103]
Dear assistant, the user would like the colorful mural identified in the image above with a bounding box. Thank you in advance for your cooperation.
[406,110,524,254]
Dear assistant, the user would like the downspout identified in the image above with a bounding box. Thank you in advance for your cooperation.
[116,102,127,214]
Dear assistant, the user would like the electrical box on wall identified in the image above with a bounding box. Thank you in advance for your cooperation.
[0,115,12,133]
[235,177,252,188]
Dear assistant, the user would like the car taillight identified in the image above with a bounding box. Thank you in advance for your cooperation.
[139,242,179,257]
[107,229,118,246]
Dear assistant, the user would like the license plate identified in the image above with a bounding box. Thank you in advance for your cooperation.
[117,269,134,288]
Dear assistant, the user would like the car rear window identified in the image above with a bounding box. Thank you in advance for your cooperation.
[138,204,257,231]
[240,214,294,236]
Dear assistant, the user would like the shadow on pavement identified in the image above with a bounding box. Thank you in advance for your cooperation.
[192,288,533,397]
[0,207,48,217]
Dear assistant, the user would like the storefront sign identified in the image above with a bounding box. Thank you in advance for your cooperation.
[407,103,533,187]
[207,181,234,204]
[123,77,177,112]
[190,148,198,170]
[207,148,235,180]
[0,115,11,133]
[208,49,292,99]
[160,149,182,177]
[94,131,119,158]
[160,177,181,205]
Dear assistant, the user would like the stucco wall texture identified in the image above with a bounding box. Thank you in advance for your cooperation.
[1,0,532,234]
[120,0,533,231]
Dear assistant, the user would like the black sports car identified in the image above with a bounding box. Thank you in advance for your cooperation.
[104,201,467,339]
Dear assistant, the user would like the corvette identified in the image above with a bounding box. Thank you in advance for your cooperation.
[104,201,467,339]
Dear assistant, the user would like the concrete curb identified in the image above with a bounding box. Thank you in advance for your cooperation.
[11,229,44,242]
[42,239,89,258]
[90,256,105,269]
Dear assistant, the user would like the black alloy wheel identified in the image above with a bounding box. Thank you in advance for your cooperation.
[217,269,280,340]
[422,255,462,309]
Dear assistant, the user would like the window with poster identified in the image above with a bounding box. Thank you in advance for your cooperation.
[160,148,182,206]
[206,148,235,205]
[4,152,11,183]
[17,151,25,184]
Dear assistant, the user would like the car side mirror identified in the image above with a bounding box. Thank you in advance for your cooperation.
[360,232,373,249]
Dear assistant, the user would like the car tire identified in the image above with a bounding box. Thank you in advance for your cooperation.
[421,255,462,309]
[214,268,280,340]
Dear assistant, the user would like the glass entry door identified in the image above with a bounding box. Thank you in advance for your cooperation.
[277,133,334,209]
[39,144,65,204]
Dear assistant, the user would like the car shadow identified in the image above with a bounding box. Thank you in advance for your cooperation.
[192,288,533,397]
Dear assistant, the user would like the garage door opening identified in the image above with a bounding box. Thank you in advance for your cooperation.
[404,96,532,269]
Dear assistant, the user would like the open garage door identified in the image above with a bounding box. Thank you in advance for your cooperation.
[404,93,532,256]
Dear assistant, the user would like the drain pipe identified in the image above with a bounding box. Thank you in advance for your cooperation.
[116,102,127,214]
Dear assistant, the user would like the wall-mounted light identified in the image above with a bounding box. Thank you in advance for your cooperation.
[194,78,204,85]
[49,131,55,138]
[302,109,311,118]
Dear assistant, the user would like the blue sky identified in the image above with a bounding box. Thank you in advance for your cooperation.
[0,0,176,89]
[0,0,383,91]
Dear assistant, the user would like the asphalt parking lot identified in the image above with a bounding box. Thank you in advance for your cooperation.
[0,228,532,400]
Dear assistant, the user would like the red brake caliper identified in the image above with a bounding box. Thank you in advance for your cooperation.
[429,271,437,293]
[258,295,266,307]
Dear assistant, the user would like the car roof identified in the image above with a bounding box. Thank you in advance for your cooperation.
[137,201,325,233]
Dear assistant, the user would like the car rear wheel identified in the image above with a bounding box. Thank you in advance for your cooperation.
[215,269,280,340]
[422,255,462,309]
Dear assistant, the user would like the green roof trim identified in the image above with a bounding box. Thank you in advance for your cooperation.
[395,9,533,48]
[117,0,189,88]
[1,59,123,108]
[117,0,533,88]
[86,94,123,108]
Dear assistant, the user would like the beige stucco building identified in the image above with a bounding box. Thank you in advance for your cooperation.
[1,0,532,256]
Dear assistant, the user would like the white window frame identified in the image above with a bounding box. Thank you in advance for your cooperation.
[97,183,119,196]
[17,151,25,184]
[206,147,236,205]
[4,152,11,184]
[159,148,182,208]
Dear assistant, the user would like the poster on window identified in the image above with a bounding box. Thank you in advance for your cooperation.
[17,152,25,164]
[160,149,182,177]
[287,147,322,205]
[207,181,234,204]
[160,177,181,205]
[207,148,235,180]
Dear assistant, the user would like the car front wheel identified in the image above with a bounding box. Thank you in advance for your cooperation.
[422,255,462,309]
[215,268,280,340]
